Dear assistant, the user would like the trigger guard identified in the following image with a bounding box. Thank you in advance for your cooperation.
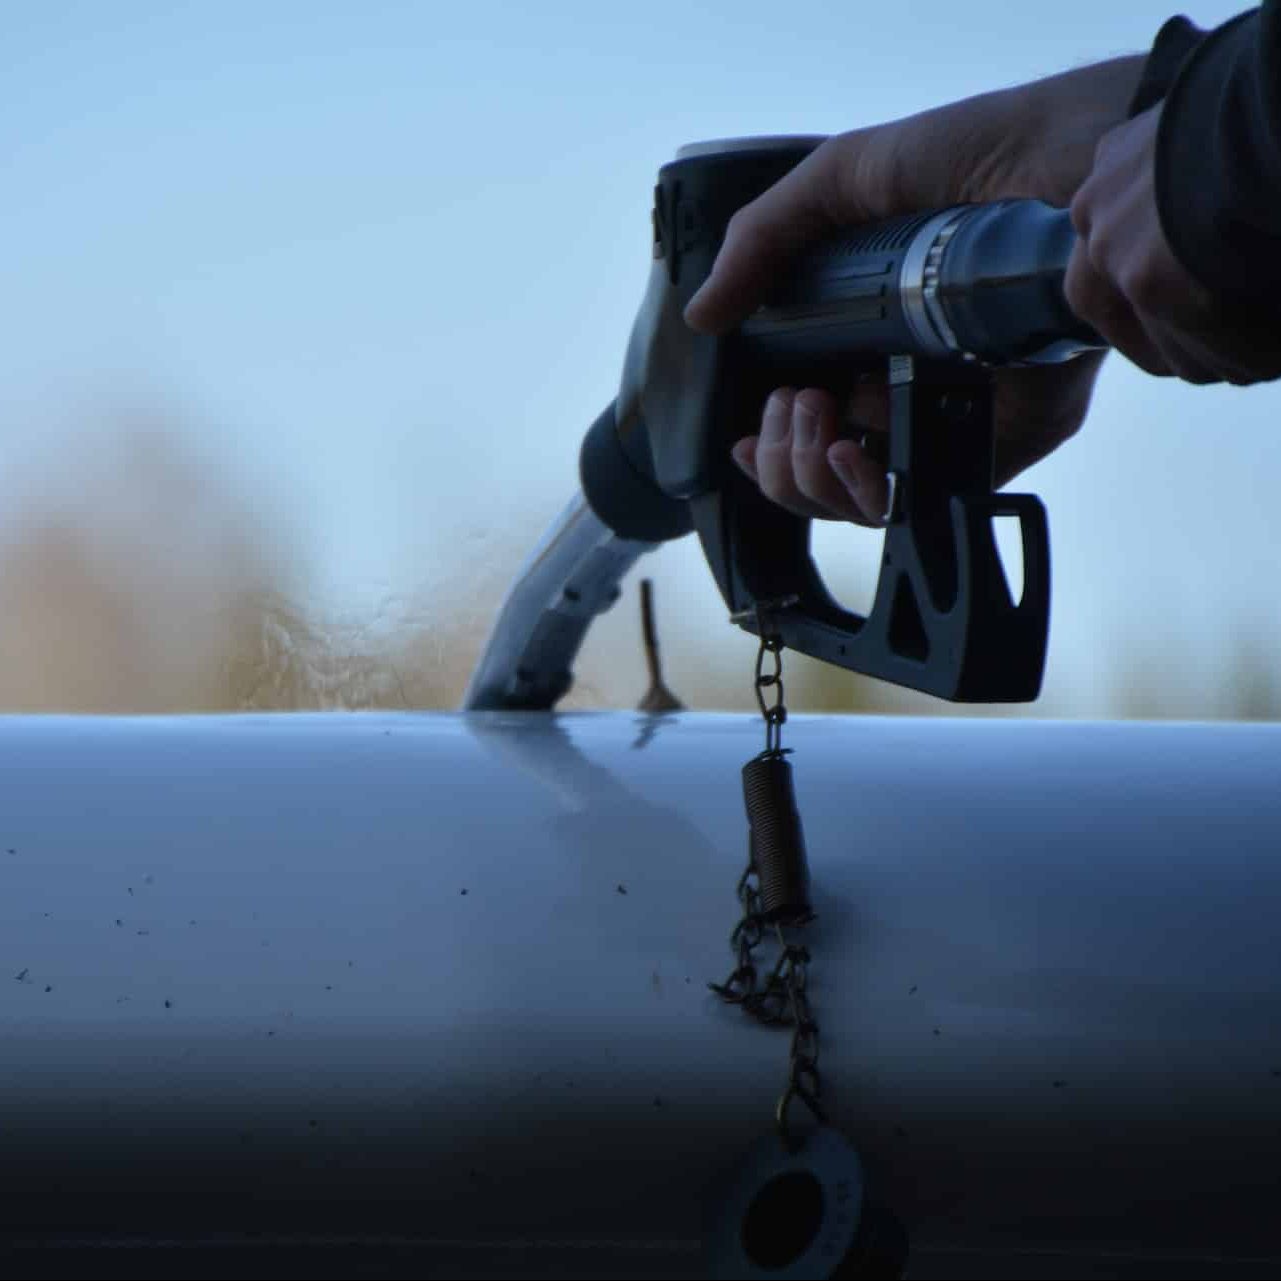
[951,491,1048,615]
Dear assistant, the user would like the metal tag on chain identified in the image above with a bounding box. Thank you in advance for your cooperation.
[704,1126,865,1280]
[703,604,906,1279]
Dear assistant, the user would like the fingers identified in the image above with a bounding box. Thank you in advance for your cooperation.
[1064,107,1281,386]
[1060,238,1260,381]
[1063,238,1172,377]
[683,141,851,335]
[826,439,889,525]
[733,388,889,526]
[735,359,1106,527]
[990,354,1105,488]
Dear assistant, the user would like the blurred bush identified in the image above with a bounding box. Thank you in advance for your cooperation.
[0,420,1275,721]
[0,425,476,712]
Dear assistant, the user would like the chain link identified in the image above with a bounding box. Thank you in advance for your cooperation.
[709,604,826,1153]
[754,629,787,756]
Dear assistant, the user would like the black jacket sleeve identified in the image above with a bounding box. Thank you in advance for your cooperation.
[1129,6,1281,303]
[1127,15,1213,115]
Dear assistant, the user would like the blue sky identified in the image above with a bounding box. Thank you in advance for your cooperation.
[2,0,1271,714]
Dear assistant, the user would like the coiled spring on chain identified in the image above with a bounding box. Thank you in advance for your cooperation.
[746,601,812,927]
[742,751,813,927]
[709,602,824,1147]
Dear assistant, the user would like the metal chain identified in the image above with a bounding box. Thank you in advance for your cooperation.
[754,620,787,756]
[709,604,825,1153]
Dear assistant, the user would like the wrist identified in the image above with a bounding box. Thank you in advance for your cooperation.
[1029,53,1147,132]
[1017,55,1148,206]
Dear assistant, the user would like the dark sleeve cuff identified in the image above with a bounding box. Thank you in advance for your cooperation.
[1127,15,1212,117]
[1154,8,1278,301]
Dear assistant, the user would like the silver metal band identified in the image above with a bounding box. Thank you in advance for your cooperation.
[898,206,968,358]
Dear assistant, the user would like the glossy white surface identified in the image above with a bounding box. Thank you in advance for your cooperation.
[1,710,1278,1275]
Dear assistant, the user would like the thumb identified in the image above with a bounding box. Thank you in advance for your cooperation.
[683,138,863,335]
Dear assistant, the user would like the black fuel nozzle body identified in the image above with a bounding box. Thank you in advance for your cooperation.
[579,136,1105,702]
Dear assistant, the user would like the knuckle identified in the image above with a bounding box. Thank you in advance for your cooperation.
[1131,349,1173,377]
[1063,252,1120,339]
[1109,327,1166,375]
[725,207,771,256]
[1084,232,1114,283]
[1090,124,1122,174]
[1161,345,1218,384]
[761,391,795,438]
[1068,186,1092,239]
[791,460,825,507]
[1046,405,1087,445]
[1117,263,1162,314]
[755,459,795,506]
[1062,256,1089,316]
[1225,365,1274,386]
[723,206,750,239]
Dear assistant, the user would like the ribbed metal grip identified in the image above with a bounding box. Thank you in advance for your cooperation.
[742,753,812,925]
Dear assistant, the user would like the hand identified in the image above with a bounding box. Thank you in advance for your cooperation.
[683,59,1142,524]
[1065,104,1281,385]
